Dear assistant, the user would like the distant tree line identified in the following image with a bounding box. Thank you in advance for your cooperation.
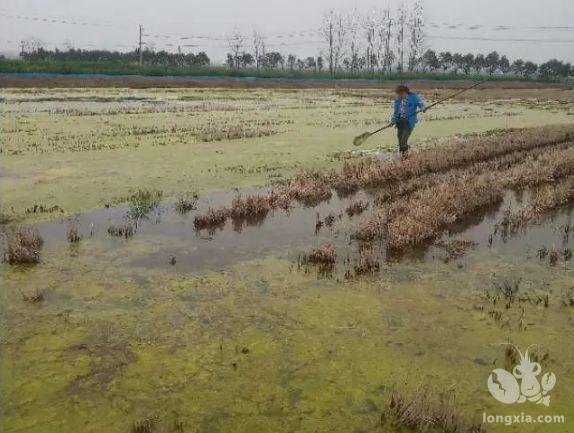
[11,0,574,81]
[15,45,572,81]
[224,46,572,80]
[20,47,210,67]
[418,50,572,79]
[224,2,573,80]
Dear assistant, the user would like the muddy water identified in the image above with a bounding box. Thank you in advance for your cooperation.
[429,191,574,264]
[27,188,374,273]
[25,187,574,274]
[2,187,574,433]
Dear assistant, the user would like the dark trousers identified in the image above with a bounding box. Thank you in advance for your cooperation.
[396,118,413,154]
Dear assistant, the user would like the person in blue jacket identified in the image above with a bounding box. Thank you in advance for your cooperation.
[390,85,427,157]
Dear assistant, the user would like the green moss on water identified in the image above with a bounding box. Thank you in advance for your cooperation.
[2,244,573,432]
[2,88,573,223]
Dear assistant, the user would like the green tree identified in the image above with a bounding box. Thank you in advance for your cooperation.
[422,49,439,72]
[485,51,500,75]
[264,52,284,70]
[539,59,572,79]
[511,59,525,76]
[499,55,511,74]
[452,53,465,74]
[438,51,453,73]
[240,53,255,68]
[523,61,538,78]
[287,54,297,71]
[473,54,485,74]
[462,53,475,75]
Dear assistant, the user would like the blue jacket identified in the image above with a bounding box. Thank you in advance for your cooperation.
[391,93,426,129]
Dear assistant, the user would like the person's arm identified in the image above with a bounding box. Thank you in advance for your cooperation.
[415,93,427,112]
[390,100,399,124]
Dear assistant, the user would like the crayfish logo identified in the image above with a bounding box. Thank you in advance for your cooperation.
[487,345,556,407]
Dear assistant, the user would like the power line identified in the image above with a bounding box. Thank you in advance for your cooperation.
[4,11,573,34]
[0,11,118,28]
[427,35,574,43]
[3,10,574,51]
[2,9,572,56]
[427,21,574,32]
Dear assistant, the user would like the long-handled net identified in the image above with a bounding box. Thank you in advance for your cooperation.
[353,132,374,147]
[353,124,393,147]
[352,80,487,147]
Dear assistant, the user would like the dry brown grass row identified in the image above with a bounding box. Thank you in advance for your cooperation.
[330,125,574,195]
[189,126,574,252]
[2,226,44,264]
[380,175,502,249]
[497,176,574,236]
[192,174,331,230]
[373,141,573,206]
[356,144,574,249]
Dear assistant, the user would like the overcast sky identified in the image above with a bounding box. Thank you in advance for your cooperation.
[1,0,573,63]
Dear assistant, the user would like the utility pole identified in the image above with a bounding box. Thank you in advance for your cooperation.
[138,24,143,65]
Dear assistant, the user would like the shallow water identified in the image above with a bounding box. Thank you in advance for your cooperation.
[22,187,373,273]
[2,187,574,433]
[20,186,574,276]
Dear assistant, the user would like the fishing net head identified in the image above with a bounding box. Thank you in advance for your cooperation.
[353,132,372,147]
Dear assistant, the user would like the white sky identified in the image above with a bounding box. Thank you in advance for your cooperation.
[1,0,573,64]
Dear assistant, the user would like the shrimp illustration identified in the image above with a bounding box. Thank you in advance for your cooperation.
[487,344,556,407]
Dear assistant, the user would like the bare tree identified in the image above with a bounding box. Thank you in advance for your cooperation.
[381,7,394,74]
[407,0,425,72]
[287,54,297,71]
[63,39,75,51]
[363,13,377,72]
[321,10,348,74]
[20,37,44,55]
[333,13,348,72]
[347,10,361,72]
[228,31,245,69]
[252,31,265,71]
[395,3,407,73]
[321,10,336,75]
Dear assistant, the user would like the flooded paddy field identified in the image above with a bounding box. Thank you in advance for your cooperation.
[2,85,574,223]
[1,84,574,433]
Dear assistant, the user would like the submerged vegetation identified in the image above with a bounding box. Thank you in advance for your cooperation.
[174,192,199,214]
[67,218,82,243]
[2,226,44,265]
[435,239,478,261]
[229,194,271,221]
[126,189,163,220]
[298,244,337,277]
[193,207,229,230]
[382,388,485,433]
[345,200,369,217]
[302,244,337,265]
[107,222,135,238]
[495,176,574,238]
